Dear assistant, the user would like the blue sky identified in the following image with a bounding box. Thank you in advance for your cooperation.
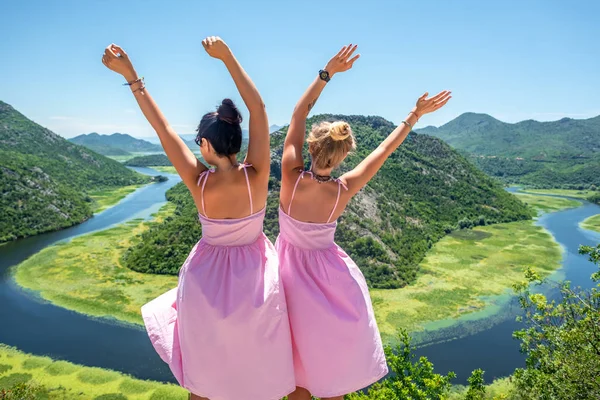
[1,0,599,138]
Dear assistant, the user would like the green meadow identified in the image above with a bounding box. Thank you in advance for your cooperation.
[14,204,177,326]
[513,193,581,213]
[518,188,595,199]
[581,214,600,233]
[89,184,148,214]
[371,219,562,341]
[0,345,186,399]
[151,166,177,174]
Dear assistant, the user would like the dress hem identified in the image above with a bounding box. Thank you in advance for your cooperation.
[185,383,296,400]
[299,367,389,398]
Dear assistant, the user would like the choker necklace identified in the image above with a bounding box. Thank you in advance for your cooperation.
[310,169,333,184]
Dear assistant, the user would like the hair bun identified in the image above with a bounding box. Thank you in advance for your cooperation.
[329,121,351,141]
[217,98,242,125]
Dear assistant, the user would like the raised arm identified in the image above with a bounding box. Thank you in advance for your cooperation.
[282,44,360,176]
[102,44,206,189]
[202,37,269,176]
[340,91,452,195]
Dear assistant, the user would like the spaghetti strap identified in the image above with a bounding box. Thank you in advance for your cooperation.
[326,179,348,223]
[197,170,212,216]
[242,164,253,215]
[287,171,306,215]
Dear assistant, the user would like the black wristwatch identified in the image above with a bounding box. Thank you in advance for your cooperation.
[319,69,331,83]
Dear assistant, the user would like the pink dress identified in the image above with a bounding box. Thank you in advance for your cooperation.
[142,164,295,400]
[276,171,389,398]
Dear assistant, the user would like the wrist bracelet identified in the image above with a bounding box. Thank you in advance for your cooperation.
[132,84,146,93]
[123,77,144,86]
[401,120,413,130]
[409,111,420,120]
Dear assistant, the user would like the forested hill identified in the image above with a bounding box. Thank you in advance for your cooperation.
[122,114,530,289]
[69,132,163,155]
[417,113,600,188]
[417,112,600,158]
[0,101,150,242]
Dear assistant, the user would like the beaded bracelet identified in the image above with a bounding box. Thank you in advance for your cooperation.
[401,120,413,130]
[123,77,144,86]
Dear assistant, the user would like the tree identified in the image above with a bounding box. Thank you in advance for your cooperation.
[511,243,600,399]
[346,330,456,400]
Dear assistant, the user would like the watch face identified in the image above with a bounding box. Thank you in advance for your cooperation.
[320,71,329,80]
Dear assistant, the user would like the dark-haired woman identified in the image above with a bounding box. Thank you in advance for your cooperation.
[102,37,295,400]
[277,44,451,400]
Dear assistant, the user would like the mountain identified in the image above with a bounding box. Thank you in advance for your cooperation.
[69,132,163,154]
[270,124,282,133]
[418,112,600,158]
[0,101,150,242]
[419,113,600,188]
[122,114,530,289]
[125,154,172,167]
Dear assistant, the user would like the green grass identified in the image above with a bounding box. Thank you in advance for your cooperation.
[518,188,596,199]
[581,214,600,233]
[151,166,177,174]
[372,219,562,342]
[0,344,186,399]
[514,193,581,213]
[89,184,149,214]
[13,203,177,325]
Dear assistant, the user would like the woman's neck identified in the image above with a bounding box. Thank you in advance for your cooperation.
[212,155,239,172]
[310,165,333,177]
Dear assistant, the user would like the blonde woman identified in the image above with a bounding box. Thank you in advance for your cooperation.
[276,44,451,400]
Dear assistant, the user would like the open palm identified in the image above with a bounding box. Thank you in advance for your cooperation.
[415,91,452,116]
[324,44,360,76]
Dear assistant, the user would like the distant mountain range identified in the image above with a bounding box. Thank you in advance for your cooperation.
[0,101,149,242]
[417,112,600,158]
[69,132,163,155]
[417,113,600,188]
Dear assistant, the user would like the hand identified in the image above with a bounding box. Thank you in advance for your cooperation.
[202,36,232,61]
[414,91,452,117]
[324,44,360,77]
[101,44,137,82]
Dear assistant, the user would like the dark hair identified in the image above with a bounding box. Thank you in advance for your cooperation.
[195,99,242,156]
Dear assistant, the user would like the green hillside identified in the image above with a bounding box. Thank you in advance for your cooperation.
[0,101,150,242]
[125,154,173,167]
[122,114,530,288]
[418,112,600,158]
[69,132,163,153]
[419,113,600,188]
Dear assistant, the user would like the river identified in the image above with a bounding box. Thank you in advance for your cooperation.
[1,178,599,385]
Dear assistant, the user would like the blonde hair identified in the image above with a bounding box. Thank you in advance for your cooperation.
[307,121,356,170]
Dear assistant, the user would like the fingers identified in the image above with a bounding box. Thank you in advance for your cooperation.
[348,54,360,65]
[431,90,450,102]
[110,44,126,57]
[419,92,429,101]
[335,45,347,58]
[343,44,358,60]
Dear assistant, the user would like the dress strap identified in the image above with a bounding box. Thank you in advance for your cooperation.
[197,169,213,216]
[241,163,253,215]
[287,170,306,215]
[326,179,348,223]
